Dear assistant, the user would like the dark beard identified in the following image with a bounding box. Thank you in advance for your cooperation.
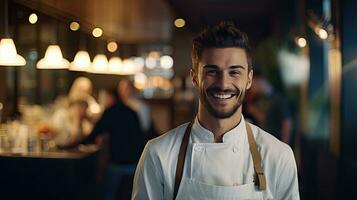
[200,86,245,119]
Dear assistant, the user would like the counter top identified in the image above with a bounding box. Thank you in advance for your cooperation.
[0,144,100,159]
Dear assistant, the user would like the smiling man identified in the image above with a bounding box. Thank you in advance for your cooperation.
[132,22,299,200]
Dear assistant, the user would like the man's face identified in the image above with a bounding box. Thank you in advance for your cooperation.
[192,47,253,119]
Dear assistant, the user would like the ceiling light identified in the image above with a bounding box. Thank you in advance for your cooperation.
[70,22,80,31]
[174,18,185,28]
[70,50,91,71]
[36,45,69,69]
[0,38,26,66]
[108,56,122,74]
[160,55,173,69]
[107,41,118,52]
[145,57,157,69]
[92,28,103,38]
[90,54,108,73]
[318,28,328,39]
[296,37,307,48]
[28,13,38,24]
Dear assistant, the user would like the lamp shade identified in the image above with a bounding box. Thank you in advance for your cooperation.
[0,38,26,66]
[37,45,69,69]
[89,54,108,74]
[70,50,91,71]
[108,57,122,74]
[120,58,137,75]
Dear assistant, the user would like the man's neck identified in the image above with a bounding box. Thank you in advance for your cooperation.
[197,106,242,143]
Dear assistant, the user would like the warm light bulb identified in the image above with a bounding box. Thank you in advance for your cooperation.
[160,55,174,69]
[70,22,80,31]
[145,57,157,69]
[92,28,103,38]
[29,13,38,24]
[297,37,307,48]
[318,29,328,39]
[174,18,185,28]
[107,41,118,52]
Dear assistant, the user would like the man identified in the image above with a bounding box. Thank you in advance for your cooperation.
[84,83,146,200]
[132,22,299,200]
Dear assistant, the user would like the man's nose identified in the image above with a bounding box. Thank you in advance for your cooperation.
[216,72,231,88]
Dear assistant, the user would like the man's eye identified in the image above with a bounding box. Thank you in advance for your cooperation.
[230,71,241,76]
[206,70,218,75]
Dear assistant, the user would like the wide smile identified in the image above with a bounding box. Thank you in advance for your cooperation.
[207,90,239,103]
[210,92,236,100]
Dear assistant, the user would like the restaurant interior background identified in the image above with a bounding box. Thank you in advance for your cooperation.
[0,0,356,199]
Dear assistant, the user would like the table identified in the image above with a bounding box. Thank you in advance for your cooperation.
[0,146,101,200]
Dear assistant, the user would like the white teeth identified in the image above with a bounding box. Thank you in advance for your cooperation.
[212,94,233,99]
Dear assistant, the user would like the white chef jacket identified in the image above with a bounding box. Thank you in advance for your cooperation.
[132,115,300,200]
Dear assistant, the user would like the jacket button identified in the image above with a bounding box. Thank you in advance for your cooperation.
[233,147,238,153]
[194,145,204,152]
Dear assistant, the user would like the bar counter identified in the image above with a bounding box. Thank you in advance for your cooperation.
[0,145,101,200]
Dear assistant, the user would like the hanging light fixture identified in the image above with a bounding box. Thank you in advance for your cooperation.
[70,50,91,71]
[37,45,69,69]
[0,38,26,66]
[0,0,26,66]
[36,18,69,69]
[70,31,91,71]
[89,54,108,74]
[108,56,122,74]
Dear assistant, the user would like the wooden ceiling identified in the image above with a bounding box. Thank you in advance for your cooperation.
[15,0,279,44]
[168,0,279,44]
[15,0,174,44]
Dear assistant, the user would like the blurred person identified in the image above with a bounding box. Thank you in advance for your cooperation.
[118,79,157,139]
[244,71,293,145]
[68,76,101,119]
[51,76,99,147]
[132,21,299,200]
[82,82,147,200]
[52,97,92,147]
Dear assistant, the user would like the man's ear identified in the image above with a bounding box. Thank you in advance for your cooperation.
[190,68,199,88]
[246,69,253,90]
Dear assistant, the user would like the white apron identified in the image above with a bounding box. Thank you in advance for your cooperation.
[173,121,266,200]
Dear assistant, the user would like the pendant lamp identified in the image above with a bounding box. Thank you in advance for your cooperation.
[37,45,69,69]
[36,20,69,69]
[89,54,108,74]
[108,56,122,74]
[0,0,26,66]
[70,50,91,71]
[70,32,91,71]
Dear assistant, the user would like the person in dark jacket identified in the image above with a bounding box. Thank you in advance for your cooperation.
[85,86,146,200]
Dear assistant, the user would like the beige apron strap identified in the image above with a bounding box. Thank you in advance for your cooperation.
[173,121,193,199]
[246,122,266,191]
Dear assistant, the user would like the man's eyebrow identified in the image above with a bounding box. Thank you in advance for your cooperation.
[230,65,245,70]
[203,64,219,69]
[203,65,246,70]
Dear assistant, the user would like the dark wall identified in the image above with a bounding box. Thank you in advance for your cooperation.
[338,0,357,198]
[341,0,357,160]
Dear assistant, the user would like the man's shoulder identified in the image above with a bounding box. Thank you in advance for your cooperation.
[146,122,190,154]
[249,123,293,159]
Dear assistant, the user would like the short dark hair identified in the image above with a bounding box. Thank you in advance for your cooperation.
[192,21,252,73]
